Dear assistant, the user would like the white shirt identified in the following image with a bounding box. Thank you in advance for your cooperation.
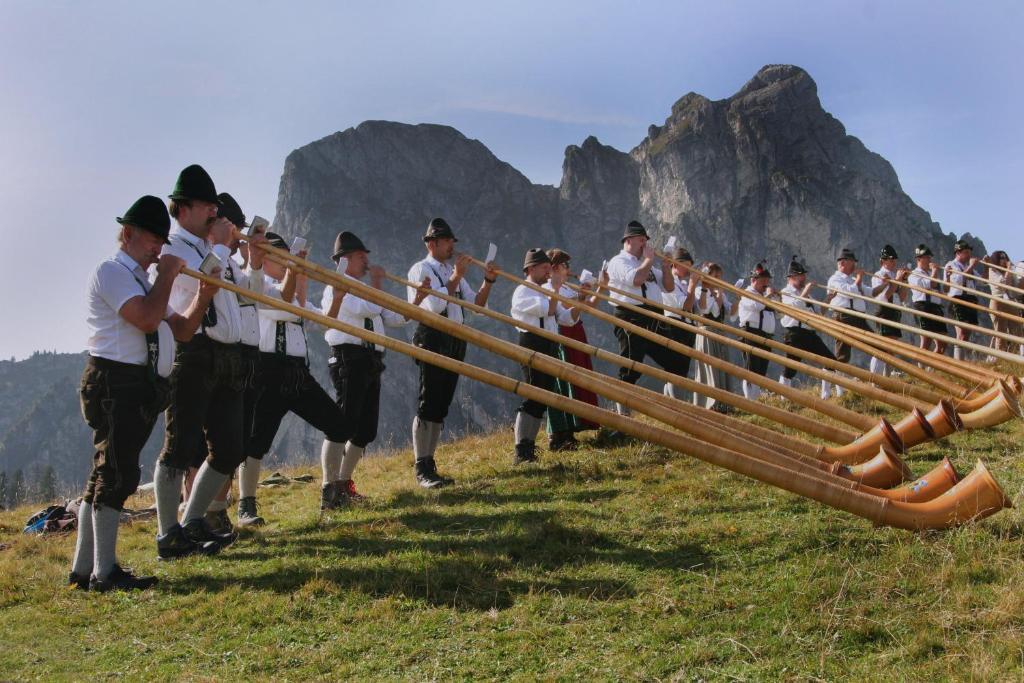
[512,282,575,333]
[826,271,869,312]
[779,283,813,329]
[738,286,776,334]
[945,259,977,298]
[661,275,693,319]
[871,266,898,303]
[908,267,942,304]
[212,245,263,347]
[162,225,248,345]
[86,250,173,365]
[256,277,317,358]
[406,255,477,325]
[607,249,667,306]
[694,286,734,322]
[988,268,1017,300]
[322,273,408,349]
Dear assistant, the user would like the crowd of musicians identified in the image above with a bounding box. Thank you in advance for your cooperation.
[71,163,1023,591]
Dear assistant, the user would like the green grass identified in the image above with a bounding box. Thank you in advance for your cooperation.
[1,378,1023,680]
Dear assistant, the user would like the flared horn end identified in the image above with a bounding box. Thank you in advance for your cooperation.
[891,408,936,450]
[927,399,963,436]
[1006,376,1021,396]
[963,460,1014,511]
[841,447,912,488]
[864,456,961,503]
[884,460,1012,530]
[940,457,961,486]
[822,418,904,464]
[959,382,1023,430]
[955,382,1002,413]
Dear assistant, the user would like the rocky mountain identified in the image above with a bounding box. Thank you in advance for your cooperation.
[2,64,976,490]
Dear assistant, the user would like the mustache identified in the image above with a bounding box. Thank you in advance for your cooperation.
[206,216,217,226]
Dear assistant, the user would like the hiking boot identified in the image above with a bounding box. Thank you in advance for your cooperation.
[205,508,234,535]
[237,496,265,527]
[513,441,538,465]
[415,458,453,489]
[549,432,578,452]
[340,479,366,503]
[157,524,220,560]
[182,517,237,548]
[320,482,342,511]
[68,571,89,590]
[89,565,158,593]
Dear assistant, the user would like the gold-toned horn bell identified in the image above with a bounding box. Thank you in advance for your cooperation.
[830,447,912,488]
[959,382,1023,429]
[823,418,904,463]
[892,400,962,449]
[955,380,1006,413]
[859,457,960,503]
[879,460,1013,530]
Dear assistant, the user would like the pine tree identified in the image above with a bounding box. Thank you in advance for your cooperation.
[0,471,8,508]
[37,465,58,502]
[11,469,26,506]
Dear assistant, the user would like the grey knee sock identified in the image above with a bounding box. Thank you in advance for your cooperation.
[339,442,364,481]
[321,440,345,484]
[154,462,185,535]
[92,504,120,581]
[182,462,229,523]
[427,420,443,456]
[514,412,542,444]
[413,417,432,463]
[71,501,94,576]
[238,457,262,499]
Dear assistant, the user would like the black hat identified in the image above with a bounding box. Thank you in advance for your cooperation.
[914,244,933,258]
[423,217,457,242]
[169,164,220,204]
[621,220,649,242]
[750,262,772,279]
[837,248,858,262]
[265,231,288,252]
[117,195,171,244]
[879,244,899,260]
[672,247,693,263]
[217,192,247,227]
[523,247,551,271]
[787,255,807,277]
[332,231,370,262]
[954,239,973,252]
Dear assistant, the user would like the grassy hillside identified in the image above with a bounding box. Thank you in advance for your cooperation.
[1,390,1022,679]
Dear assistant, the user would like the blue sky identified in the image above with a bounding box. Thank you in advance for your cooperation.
[1,1,1021,359]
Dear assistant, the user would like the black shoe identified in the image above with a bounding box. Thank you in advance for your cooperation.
[415,458,453,489]
[157,524,221,560]
[513,441,538,465]
[68,571,89,590]
[89,564,158,593]
[320,482,343,511]
[237,496,265,526]
[549,433,579,452]
[182,518,238,548]
[205,508,234,534]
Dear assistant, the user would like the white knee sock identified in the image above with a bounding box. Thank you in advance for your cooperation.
[820,380,832,400]
[71,501,94,576]
[92,504,119,581]
[779,374,792,388]
[321,440,345,484]
[663,383,676,399]
[514,412,543,443]
[869,357,887,375]
[154,462,185,535]
[238,457,262,499]
[741,380,761,401]
[953,346,963,361]
[339,442,364,481]
[615,402,631,416]
[182,462,229,523]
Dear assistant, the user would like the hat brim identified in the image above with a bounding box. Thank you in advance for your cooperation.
[117,217,171,244]
[423,235,458,243]
[169,193,223,206]
[332,248,371,261]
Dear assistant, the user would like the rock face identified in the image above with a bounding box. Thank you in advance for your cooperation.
[1,65,976,490]
[267,64,970,463]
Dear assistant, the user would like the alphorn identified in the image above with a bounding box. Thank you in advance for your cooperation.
[793,290,1024,367]
[981,258,1022,277]
[812,280,1024,348]
[181,263,1011,530]
[936,266,1024,307]
[884,270,1024,326]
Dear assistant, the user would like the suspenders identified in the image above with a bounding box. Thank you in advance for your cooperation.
[179,237,217,328]
[115,260,160,378]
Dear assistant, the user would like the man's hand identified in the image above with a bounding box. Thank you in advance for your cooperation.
[735,278,746,289]
[198,267,222,300]
[482,260,498,283]
[550,270,565,290]
[929,262,941,274]
[412,276,431,306]
[452,253,471,280]
[801,282,814,297]
[642,243,655,260]
[369,265,386,289]
[208,217,233,246]
[156,254,185,278]
[968,257,980,268]
[248,234,268,269]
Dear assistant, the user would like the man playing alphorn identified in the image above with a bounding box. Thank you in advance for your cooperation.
[660,246,700,399]
[944,239,984,361]
[406,218,498,488]
[869,244,908,377]
[509,248,581,464]
[736,263,777,401]
[778,257,838,399]
[826,248,876,378]
[907,244,949,355]
[71,195,219,589]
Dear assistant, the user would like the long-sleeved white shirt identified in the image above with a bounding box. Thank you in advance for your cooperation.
[871,266,899,303]
[944,259,978,298]
[738,286,776,334]
[406,255,477,325]
[256,277,319,358]
[826,271,869,312]
[212,245,262,347]
[662,274,694,319]
[606,249,669,306]
[908,267,942,304]
[779,283,814,329]
[322,273,408,350]
[694,286,734,322]
[511,282,574,333]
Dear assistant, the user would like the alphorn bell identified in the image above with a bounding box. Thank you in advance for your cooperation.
[181,259,1012,530]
